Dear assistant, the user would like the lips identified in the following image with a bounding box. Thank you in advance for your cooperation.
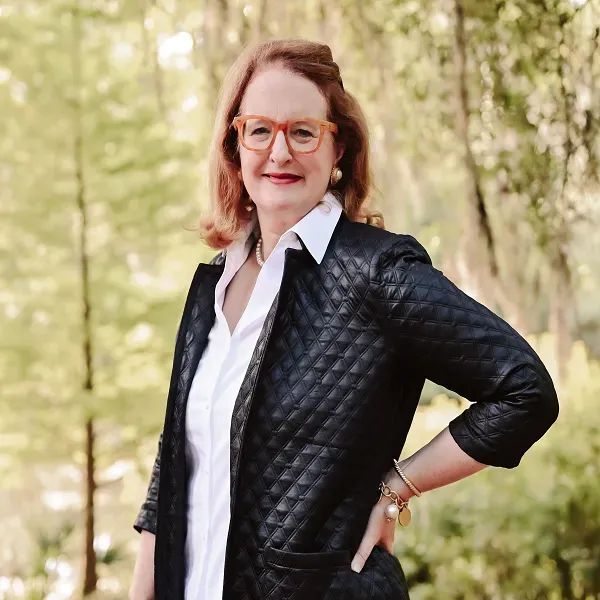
[263,173,302,182]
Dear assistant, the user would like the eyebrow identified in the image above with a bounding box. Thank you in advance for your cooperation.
[238,114,327,121]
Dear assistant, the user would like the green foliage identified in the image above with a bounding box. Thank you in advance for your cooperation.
[4,522,77,600]
[0,0,598,597]
[95,545,125,567]
[399,341,600,599]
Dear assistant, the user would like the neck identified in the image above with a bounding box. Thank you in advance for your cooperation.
[255,207,303,261]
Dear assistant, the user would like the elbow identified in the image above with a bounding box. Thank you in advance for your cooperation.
[524,369,559,443]
[537,378,559,433]
[449,365,560,470]
[134,506,157,535]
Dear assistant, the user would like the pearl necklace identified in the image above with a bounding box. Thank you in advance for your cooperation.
[255,236,265,267]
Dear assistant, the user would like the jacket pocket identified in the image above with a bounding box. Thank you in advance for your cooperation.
[264,546,351,570]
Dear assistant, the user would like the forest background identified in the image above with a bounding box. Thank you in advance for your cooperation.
[1,0,599,598]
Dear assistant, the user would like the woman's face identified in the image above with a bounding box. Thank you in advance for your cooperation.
[237,66,343,219]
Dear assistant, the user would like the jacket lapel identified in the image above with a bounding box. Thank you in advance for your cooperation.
[155,259,224,600]
[177,262,225,478]
[160,259,225,476]
[228,246,311,509]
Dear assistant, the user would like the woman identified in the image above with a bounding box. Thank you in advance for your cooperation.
[130,39,559,600]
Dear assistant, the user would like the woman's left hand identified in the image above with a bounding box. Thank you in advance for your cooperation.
[350,493,396,573]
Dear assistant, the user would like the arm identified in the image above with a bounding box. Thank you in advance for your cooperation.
[352,426,487,572]
[370,235,559,469]
[133,432,162,535]
[131,314,186,595]
[133,316,186,534]
[384,427,487,501]
[351,236,559,573]
[130,530,156,600]
[130,434,162,600]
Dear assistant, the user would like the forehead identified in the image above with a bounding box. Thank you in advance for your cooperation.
[240,67,329,121]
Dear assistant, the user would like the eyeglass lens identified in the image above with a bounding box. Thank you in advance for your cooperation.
[241,118,321,152]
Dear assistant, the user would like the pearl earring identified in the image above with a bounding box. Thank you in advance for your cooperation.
[330,166,342,185]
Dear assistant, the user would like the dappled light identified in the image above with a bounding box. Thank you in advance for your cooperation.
[1,0,599,599]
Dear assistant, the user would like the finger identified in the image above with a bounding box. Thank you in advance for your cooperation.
[351,538,376,573]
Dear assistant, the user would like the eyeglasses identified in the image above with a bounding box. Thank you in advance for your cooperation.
[232,115,338,154]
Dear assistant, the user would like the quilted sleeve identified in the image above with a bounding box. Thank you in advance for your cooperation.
[133,432,162,534]
[369,235,559,469]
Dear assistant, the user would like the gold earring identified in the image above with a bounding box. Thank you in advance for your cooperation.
[245,201,255,212]
[237,170,243,181]
[330,166,342,185]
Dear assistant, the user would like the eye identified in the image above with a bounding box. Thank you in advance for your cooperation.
[292,128,316,138]
[250,126,270,136]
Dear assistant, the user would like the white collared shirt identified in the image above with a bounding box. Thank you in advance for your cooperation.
[184,192,343,600]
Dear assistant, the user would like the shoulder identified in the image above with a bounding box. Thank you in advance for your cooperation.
[335,218,432,271]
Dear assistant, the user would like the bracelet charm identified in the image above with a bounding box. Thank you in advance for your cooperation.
[378,481,412,526]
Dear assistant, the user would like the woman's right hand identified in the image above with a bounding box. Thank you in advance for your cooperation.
[129,530,156,600]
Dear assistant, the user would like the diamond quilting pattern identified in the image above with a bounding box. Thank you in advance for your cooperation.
[137,215,558,600]
[133,432,162,534]
[369,234,559,469]
[154,252,226,600]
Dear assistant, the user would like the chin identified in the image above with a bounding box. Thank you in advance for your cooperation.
[262,189,307,210]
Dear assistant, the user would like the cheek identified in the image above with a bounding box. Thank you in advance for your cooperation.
[240,149,262,175]
[301,154,330,181]
[309,143,336,176]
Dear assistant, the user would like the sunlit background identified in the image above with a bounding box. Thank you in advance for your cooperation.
[1,0,599,598]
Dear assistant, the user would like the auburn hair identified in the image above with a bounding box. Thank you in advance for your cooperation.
[197,38,384,249]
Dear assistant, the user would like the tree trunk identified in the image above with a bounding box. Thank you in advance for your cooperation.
[252,0,269,42]
[451,0,531,330]
[549,244,571,386]
[452,0,497,297]
[201,0,231,113]
[138,0,167,120]
[554,552,575,600]
[83,418,97,595]
[547,20,574,387]
[71,2,97,594]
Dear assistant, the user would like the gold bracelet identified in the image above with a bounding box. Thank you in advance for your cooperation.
[393,459,422,497]
[378,481,411,526]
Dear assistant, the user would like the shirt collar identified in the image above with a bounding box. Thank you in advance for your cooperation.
[287,191,342,264]
[228,191,343,265]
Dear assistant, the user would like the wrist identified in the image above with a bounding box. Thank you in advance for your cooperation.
[383,469,415,501]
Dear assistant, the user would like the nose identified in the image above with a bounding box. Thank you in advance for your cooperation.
[269,130,292,164]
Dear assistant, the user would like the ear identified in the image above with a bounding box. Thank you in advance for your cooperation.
[335,143,345,165]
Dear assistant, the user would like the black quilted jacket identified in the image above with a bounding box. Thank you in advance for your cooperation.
[134,212,559,600]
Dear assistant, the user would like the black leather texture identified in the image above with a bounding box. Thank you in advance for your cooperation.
[135,213,559,600]
[133,432,162,534]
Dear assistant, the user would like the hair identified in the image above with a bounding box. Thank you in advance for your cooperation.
[196,38,384,249]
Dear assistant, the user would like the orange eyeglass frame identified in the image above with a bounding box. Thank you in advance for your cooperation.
[231,115,338,154]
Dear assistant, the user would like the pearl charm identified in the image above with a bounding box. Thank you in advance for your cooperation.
[255,237,265,267]
[378,481,412,526]
[384,502,399,521]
